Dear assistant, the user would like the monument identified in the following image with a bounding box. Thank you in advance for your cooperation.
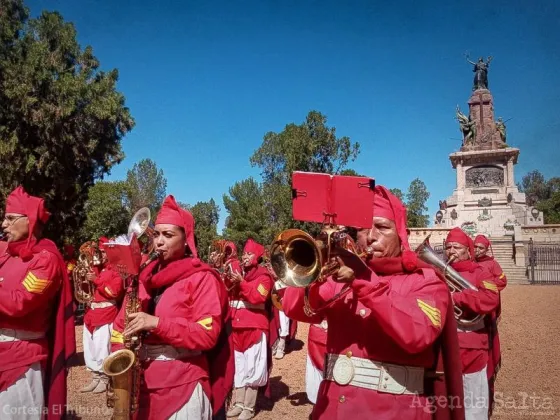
[434,55,544,236]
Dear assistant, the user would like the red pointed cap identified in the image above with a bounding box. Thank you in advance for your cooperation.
[155,195,197,258]
[5,186,51,259]
[372,186,417,271]
[243,238,265,266]
[446,227,475,260]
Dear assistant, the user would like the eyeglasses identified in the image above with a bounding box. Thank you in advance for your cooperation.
[3,215,27,226]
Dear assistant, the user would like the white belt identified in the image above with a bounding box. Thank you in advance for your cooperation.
[324,353,424,395]
[140,344,202,361]
[90,300,117,310]
[230,300,265,311]
[457,316,486,333]
[0,328,45,343]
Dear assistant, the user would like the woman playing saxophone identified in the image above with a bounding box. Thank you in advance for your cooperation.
[108,196,231,419]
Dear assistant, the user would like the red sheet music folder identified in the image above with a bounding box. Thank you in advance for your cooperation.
[292,171,375,229]
[104,234,142,275]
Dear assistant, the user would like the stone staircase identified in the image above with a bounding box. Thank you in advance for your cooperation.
[488,237,529,284]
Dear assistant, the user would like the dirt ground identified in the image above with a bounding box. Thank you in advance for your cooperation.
[67,285,560,419]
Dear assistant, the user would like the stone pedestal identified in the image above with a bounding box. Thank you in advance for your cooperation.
[462,89,506,151]
[434,147,544,236]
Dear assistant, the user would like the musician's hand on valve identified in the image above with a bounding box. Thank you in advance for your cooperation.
[124,312,159,337]
[86,271,95,282]
[332,257,355,283]
[230,271,244,284]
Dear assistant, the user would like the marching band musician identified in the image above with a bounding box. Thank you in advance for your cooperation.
[110,195,232,419]
[226,239,273,420]
[474,234,506,417]
[0,186,75,419]
[279,186,465,420]
[80,237,125,393]
[445,228,500,420]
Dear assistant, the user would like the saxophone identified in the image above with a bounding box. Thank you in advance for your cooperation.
[102,252,159,420]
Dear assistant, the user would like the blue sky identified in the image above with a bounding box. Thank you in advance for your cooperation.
[28,0,560,231]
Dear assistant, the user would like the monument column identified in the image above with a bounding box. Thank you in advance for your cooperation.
[507,157,514,187]
[456,160,465,189]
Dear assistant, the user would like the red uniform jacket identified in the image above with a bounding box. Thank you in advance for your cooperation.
[230,265,273,352]
[111,259,230,420]
[451,260,499,374]
[308,321,328,371]
[476,255,506,381]
[84,264,124,333]
[0,247,63,389]
[0,240,75,420]
[282,268,451,420]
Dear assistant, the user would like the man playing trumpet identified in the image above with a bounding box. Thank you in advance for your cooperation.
[474,234,506,416]
[279,186,464,419]
[446,229,500,420]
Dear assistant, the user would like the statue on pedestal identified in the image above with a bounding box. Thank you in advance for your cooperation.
[466,54,493,90]
[456,105,476,147]
[496,117,507,143]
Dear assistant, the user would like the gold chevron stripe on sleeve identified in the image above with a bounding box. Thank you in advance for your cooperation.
[197,317,213,331]
[104,286,116,297]
[257,283,269,297]
[417,299,442,327]
[499,273,505,279]
[22,272,50,294]
[482,281,498,292]
[110,329,124,344]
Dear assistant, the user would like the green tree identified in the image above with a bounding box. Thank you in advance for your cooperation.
[536,192,560,224]
[0,4,134,244]
[80,181,130,241]
[244,111,360,237]
[339,169,361,176]
[183,199,220,261]
[251,110,360,184]
[406,178,430,227]
[124,159,167,216]
[518,170,551,206]
[222,178,271,249]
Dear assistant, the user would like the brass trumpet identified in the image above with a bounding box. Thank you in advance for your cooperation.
[269,226,367,313]
[415,235,484,327]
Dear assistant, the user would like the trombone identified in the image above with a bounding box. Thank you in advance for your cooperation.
[415,235,484,327]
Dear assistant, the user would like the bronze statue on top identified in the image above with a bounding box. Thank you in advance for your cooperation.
[466,54,493,91]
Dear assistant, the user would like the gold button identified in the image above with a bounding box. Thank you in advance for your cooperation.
[339,396,345,403]
[383,384,387,389]
[384,376,389,381]
[345,351,352,358]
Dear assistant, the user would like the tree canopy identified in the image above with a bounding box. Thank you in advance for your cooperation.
[0,1,134,244]
[406,178,430,227]
[182,199,220,261]
[80,181,129,241]
[124,158,167,217]
[223,177,272,248]
[519,170,560,223]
